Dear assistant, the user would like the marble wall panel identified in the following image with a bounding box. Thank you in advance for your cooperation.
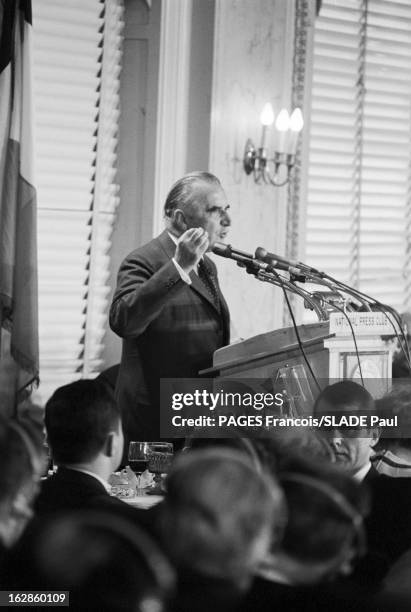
[209,0,295,340]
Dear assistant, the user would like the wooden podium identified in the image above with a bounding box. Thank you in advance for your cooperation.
[201,312,395,402]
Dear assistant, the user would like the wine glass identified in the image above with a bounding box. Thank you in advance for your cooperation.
[128,441,149,479]
[147,442,174,494]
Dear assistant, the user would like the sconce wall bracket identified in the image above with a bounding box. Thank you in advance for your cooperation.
[243,139,295,187]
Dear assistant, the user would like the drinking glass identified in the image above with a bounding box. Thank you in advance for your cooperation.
[128,441,150,477]
[147,442,174,493]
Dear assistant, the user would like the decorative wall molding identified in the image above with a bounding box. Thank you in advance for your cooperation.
[283,0,316,326]
[349,1,367,290]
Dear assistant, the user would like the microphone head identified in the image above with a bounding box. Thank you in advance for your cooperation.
[256,246,301,269]
[212,242,231,258]
[255,247,268,261]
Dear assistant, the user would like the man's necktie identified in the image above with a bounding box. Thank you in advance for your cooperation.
[198,259,220,310]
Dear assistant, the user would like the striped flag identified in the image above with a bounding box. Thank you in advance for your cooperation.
[0,0,38,415]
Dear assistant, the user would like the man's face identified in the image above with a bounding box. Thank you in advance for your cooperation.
[183,185,231,249]
[330,433,375,475]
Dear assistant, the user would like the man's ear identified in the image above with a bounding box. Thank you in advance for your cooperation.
[172,209,187,232]
[370,428,381,447]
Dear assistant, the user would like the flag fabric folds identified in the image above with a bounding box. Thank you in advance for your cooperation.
[0,0,38,415]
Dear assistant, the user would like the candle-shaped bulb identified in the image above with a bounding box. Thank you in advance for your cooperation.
[275,108,290,153]
[290,108,304,132]
[260,103,274,127]
[288,108,304,153]
[275,108,290,131]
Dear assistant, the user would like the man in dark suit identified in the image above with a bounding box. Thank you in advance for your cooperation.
[313,381,380,483]
[109,171,231,446]
[35,378,142,522]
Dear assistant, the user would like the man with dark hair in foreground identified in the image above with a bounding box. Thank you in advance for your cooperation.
[110,171,231,447]
[35,378,138,520]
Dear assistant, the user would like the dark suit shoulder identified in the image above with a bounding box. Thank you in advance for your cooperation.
[34,469,149,529]
[120,232,173,269]
[371,472,411,493]
[35,469,108,515]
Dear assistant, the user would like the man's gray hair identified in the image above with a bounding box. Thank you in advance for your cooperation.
[164,171,221,217]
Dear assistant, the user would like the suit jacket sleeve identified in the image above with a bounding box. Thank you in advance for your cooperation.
[109,249,186,338]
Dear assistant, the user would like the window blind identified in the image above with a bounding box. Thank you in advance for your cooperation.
[305,0,411,313]
[33,0,124,401]
[83,0,124,377]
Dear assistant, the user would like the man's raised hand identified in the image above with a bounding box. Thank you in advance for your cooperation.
[175,228,209,273]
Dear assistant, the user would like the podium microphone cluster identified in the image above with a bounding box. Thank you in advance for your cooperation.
[212,243,303,276]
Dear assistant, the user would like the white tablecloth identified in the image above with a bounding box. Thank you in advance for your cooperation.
[124,494,163,509]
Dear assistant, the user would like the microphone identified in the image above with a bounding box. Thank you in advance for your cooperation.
[255,246,322,277]
[254,247,302,276]
[212,243,254,262]
[212,243,276,274]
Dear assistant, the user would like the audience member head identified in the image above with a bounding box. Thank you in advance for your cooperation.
[9,511,175,611]
[159,447,284,590]
[259,454,369,585]
[163,171,230,249]
[0,416,44,547]
[375,382,411,456]
[314,380,379,479]
[183,436,262,473]
[45,379,123,477]
[255,426,335,472]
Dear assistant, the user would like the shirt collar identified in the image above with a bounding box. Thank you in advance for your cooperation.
[167,232,178,245]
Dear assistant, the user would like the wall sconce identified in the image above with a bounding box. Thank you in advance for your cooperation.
[243,103,304,186]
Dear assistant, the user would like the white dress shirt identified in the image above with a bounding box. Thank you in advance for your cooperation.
[168,231,194,285]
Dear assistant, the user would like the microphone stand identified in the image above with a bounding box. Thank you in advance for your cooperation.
[252,268,329,321]
[290,271,371,312]
[225,250,329,321]
[290,266,373,312]
[252,268,324,392]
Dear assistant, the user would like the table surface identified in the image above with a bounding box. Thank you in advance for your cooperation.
[123,494,163,509]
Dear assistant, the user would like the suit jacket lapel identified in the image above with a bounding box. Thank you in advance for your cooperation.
[189,268,219,311]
